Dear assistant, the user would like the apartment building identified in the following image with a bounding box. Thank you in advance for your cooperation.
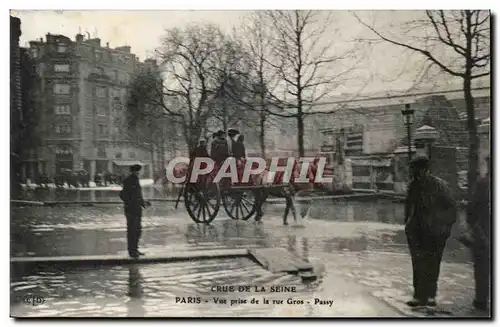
[23,33,158,180]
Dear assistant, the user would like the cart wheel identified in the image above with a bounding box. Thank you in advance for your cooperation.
[185,182,220,224]
[222,189,256,221]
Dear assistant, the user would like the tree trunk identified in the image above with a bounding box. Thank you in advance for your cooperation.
[297,113,305,157]
[222,100,228,131]
[259,102,266,157]
[464,75,479,218]
[150,143,156,175]
[160,131,166,168]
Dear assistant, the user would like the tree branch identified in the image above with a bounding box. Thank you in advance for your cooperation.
[353,12,465,78]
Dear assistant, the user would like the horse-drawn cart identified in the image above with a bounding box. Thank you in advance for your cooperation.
[177,158,295,224]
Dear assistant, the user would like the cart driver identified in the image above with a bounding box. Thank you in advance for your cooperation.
[211,130,229,166]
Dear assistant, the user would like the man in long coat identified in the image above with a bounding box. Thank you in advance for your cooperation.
[404,155,458,307]
[120,164,150,258]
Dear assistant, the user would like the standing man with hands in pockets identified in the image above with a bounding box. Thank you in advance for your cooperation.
[404,155,458,307]
[120,164,151,258]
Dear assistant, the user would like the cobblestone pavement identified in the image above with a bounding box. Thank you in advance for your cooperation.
[10,197,487,318]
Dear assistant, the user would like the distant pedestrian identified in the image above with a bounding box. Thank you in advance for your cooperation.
[119,164,150,258]
[467,155,491,311]
[404,155,458,307]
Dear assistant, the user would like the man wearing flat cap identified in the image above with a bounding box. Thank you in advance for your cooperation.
[467,154,491,311]
[404,155,457,307]
[119,164,151,258]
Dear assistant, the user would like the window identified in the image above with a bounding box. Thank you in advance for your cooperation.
[55,123,72,134]
[97,144,106,157]
[115,152,122,159]
[30,48,38,58]
[95,51,103,60]
[346,133,363,146]
[54,105,71,115]
[119,72,127,82]
[96,87,107,98]
[352,166,371,176]
[112,97,122,111]
[55,147,72,155]
[129,152,136,159]
[57,44,67,53]
[54,84,70,94]
[54,64,70,72]
[96,105,107,116]
[98,124,109,136]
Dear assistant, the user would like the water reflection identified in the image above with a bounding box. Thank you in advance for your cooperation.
[11,192,471,265]
[302,237,310,263]
[127,265,146,317]
[186,224,221,245]
[287,235,297,256]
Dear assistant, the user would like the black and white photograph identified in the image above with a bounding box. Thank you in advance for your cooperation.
[9,8,492,318]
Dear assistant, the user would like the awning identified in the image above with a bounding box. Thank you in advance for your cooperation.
[113,160,144,167]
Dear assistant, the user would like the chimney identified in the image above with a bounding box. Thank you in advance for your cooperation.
[106,42,109,48]
[116,46,131,53]
[75,34,84,42]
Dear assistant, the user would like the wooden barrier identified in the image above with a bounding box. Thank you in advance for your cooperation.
[11,247,318,281]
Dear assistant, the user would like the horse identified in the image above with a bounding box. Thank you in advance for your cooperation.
[251,157,324,225]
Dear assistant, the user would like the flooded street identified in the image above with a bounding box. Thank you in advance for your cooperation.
[11,187,478,317]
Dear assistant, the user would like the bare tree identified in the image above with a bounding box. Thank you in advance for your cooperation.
[355,10,490,212]
[257,10,365,157]
[236,12,281,157]
[208,35,257,132]
[126,68,177,171]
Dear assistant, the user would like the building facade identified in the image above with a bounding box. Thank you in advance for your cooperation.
[10,16,23,193]
[313,87,490,156]
[24,33,157,180]
[310,86,490,193]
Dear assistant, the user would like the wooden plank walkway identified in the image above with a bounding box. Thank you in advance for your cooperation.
[10,249,249,266]
[248,248,313,274]
[12,247,319,281]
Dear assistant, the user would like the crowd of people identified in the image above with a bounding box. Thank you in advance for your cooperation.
[191,128,246,165]
[23,170,126,189]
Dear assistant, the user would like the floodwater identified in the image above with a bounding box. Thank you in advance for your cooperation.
[10,187,474,317]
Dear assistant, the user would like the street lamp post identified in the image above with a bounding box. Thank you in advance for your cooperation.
[401,104,415,179]
[414,125,440,171]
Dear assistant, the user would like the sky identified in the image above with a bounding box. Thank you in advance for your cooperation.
[10,10,490,97]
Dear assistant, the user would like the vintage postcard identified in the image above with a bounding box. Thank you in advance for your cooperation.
[10,9,491,318]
